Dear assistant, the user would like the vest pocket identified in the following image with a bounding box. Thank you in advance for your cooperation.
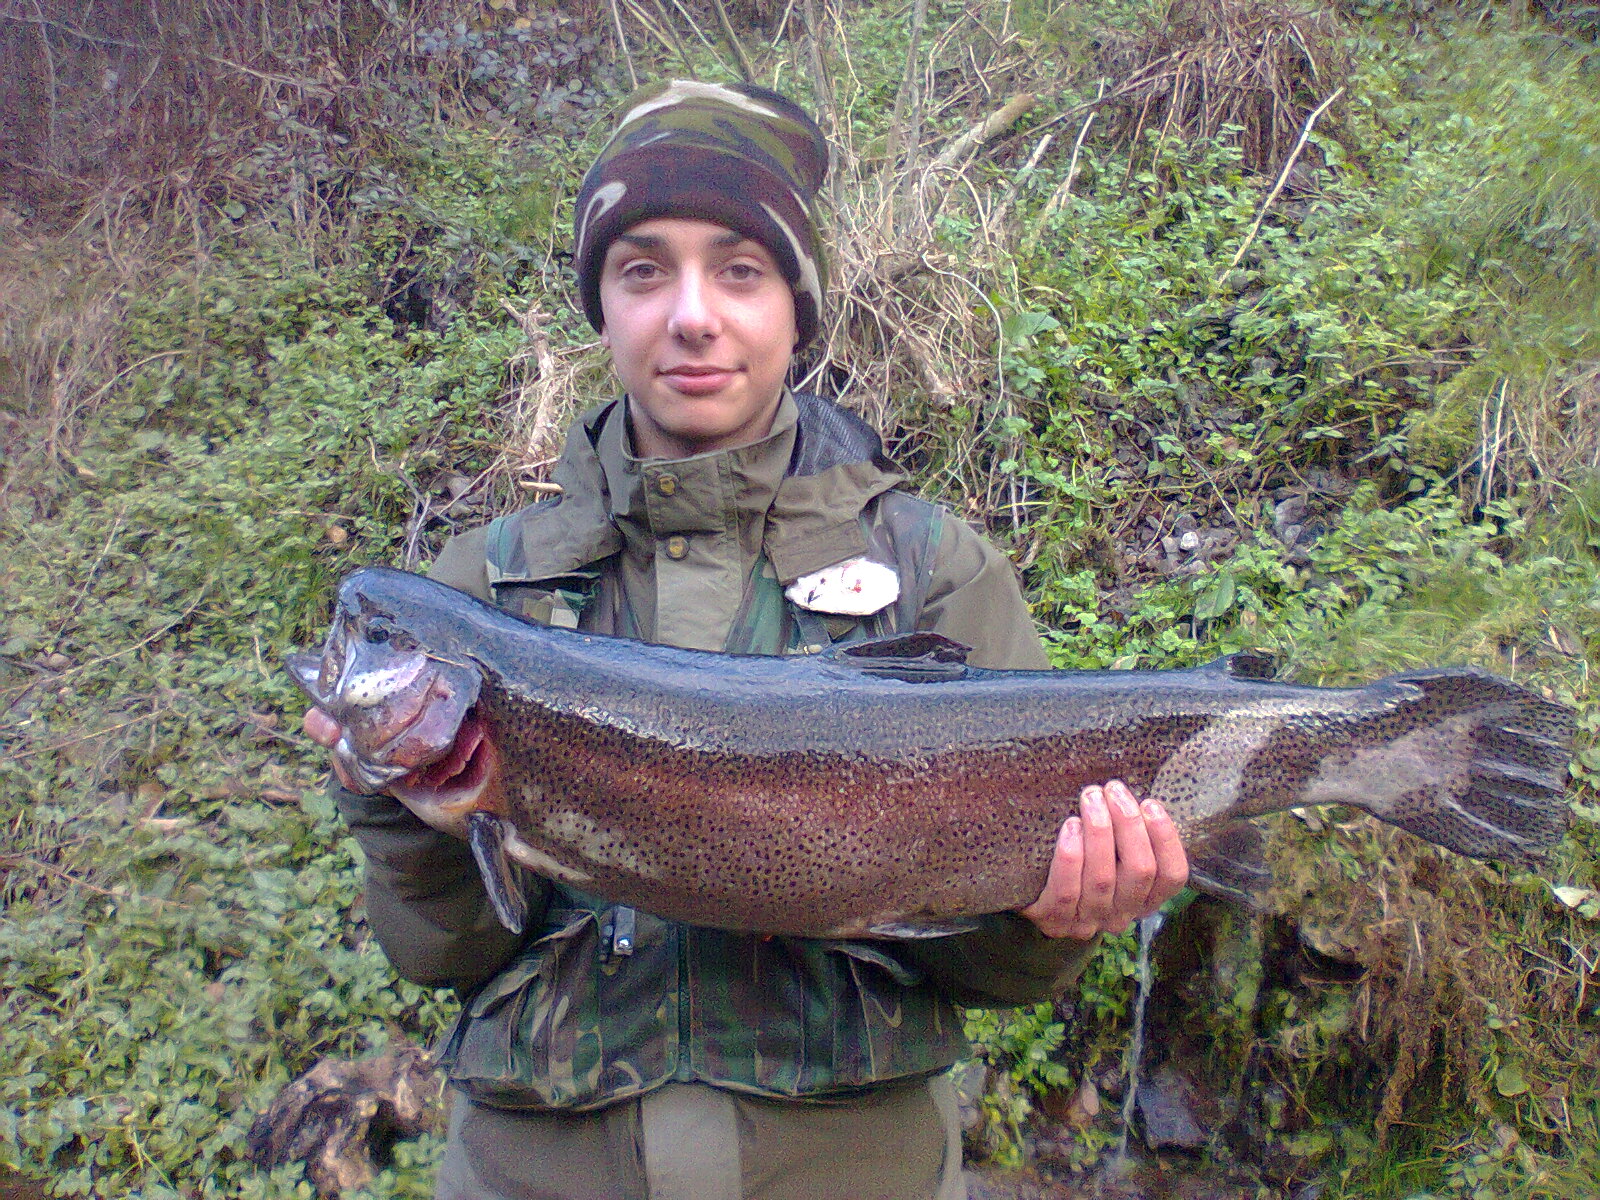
[441,906,678,1111]
[823,942,965,1089]
[688,934,965,1095]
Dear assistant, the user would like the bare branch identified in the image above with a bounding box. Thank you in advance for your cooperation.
[707,0,757,83]
[1225,85,1344,272]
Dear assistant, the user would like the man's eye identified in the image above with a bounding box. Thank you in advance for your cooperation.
[622,262,662,281]
[725,262,762,282]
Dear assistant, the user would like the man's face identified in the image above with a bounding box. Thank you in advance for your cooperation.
[599,217,797,460]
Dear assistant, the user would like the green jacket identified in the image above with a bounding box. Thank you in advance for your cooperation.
[337,393,1095,1111]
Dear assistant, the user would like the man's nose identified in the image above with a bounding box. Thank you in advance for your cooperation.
[666,270,718,343]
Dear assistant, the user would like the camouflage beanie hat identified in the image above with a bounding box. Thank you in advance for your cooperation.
[574,80,829,349]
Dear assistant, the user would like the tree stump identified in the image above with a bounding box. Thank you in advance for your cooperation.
[247,1044,442,1195]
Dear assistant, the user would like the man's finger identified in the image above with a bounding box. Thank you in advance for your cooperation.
[1020,815,1085,934]
[1074,785,1117,926]
[303,706,341,747]
[1143,798,1189,906]
[1104,779,1158,917]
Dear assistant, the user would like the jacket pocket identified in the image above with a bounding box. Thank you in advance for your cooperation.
[823,941,964,1090]
[688,932,964,1096]
[440,906,677,1111]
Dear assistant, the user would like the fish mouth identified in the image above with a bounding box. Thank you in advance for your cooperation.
[326,660,479,793]
[391,710,493,806]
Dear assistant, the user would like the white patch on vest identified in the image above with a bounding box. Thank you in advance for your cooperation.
[541,809,665,880]
[619,80,786,129]
[759,201,822,304]
[576,180,627,256]
[340,652,427,708]
[503,829,595,886]
[785,558,900,616]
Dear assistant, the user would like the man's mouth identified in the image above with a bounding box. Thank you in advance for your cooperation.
[660,365,738,394]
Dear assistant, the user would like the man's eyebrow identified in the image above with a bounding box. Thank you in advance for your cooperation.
[713,231,751,248]
[614,233,663,250]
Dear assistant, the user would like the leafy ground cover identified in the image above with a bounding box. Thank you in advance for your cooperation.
[2,1,1596,1196]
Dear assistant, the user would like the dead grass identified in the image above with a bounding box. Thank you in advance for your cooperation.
[1279,824,1599,1149]
[1471,365,1600,511]
[489,298,611,500]
[0,231,149,510]
[1091,0,1352,174]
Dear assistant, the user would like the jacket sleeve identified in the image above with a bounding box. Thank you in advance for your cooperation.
[897,513,1101,1006]
[334,522,546,994]
[915,514,1050,671]
[337,787,547,992]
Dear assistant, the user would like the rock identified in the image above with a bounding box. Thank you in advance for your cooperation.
[1273,496,1307,534]
[1136,1066,1207,1151]
[1178,531,1201,552]
[246,1045,441,1196]
[1305,466,1354,496]
[1173,512,1199,534]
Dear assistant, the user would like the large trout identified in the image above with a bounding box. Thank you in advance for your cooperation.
[288,567,1574,938]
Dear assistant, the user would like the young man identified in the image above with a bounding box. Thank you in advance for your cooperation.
[309,80,1187,1200]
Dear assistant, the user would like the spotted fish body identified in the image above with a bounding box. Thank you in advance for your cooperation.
[289,567,1574,938]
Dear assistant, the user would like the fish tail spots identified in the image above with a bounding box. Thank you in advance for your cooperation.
[1358,668,1573,868]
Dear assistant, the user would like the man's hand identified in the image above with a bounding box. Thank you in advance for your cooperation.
[1019,780,1188,941]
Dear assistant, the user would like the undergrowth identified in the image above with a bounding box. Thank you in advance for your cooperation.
[2,1,1597,1197]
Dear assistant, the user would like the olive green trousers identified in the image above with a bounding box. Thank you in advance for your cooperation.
[432,1075,967,1200]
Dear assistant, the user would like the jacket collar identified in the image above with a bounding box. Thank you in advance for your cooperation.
[509,391,905,586]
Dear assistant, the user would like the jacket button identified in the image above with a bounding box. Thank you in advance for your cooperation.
[664,535,689,560]
[655,473,679,497]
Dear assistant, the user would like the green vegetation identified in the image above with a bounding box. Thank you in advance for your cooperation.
[2,0,1596,1195]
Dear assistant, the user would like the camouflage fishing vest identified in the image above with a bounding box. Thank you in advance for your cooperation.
[437,399,974,1110]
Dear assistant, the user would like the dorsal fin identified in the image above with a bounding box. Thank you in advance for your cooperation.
[1199,650,1278,681]
[832,633,971,683]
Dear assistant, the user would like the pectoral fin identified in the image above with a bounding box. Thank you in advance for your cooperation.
[468,811,529,935]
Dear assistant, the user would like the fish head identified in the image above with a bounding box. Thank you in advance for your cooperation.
[288,591,483,800]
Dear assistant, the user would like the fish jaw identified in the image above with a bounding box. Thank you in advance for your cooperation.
[388,713,502,835]
[287,604,483,795]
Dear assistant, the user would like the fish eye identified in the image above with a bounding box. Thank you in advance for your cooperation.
[364,617,418,652]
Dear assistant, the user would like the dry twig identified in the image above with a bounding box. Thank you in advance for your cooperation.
[1225,84,1344,271]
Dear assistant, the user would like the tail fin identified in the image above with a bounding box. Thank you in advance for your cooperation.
[1364,667,1573,868]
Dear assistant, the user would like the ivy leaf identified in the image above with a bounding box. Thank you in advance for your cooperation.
[1001,310,1059,346]
[1193,573,1237,622]
[1494,1060,1529,1097]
